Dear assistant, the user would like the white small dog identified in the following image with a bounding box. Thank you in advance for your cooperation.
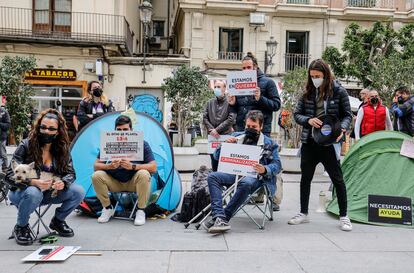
[12,161,61,197]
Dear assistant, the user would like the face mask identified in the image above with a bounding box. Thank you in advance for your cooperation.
[398,96,404,104]
[39,133,57,144]
[93,88,103,97]
[311,78,323,89]
[214,88,222,97]
[370,97,378,105]
[244,128,260,145]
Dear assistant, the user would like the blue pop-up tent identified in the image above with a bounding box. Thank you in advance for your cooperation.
[70,111,182,211]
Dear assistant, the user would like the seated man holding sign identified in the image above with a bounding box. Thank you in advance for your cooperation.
[92,115,157,226]
[205,110,282,233]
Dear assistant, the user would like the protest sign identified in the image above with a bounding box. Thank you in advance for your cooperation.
[207,135,232,154]
[227,70,257,96]
[217,143,261,177]
[100,131,143,161]
[22,246,81,262]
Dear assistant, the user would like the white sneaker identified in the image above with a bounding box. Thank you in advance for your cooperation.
[339,216,352,231]
[288,213,309,225]
[134,210,146,226]
[98,207,114,223]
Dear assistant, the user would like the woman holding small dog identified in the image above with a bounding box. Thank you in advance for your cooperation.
[6,108,85,245]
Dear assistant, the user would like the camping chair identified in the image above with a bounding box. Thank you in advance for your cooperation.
[112,192,139,220]
[185,175,274,230]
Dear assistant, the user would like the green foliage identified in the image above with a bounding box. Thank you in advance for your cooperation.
[162,65,212,146]
[0,55,36,144]
[282,67,307,148]
[322,21,414,105]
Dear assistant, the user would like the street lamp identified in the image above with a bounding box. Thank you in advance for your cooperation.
[264,36,278,75]
[139,0,153,84]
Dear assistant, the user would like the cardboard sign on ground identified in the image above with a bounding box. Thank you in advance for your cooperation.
[100,131,144,161]
[22,246,81,262]
[217,143,261,177]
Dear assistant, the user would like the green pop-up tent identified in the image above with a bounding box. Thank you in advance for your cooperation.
[327,131,414,228]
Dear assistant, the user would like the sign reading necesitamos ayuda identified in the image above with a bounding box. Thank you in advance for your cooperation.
[368,195,412,225]
[25,68,77,81]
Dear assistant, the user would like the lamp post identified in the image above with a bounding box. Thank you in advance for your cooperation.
[139,0,153,84]
[264,36,278,76]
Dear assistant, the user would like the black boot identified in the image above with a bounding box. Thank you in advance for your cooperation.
[13,224,33,246]
[49,217,74,237]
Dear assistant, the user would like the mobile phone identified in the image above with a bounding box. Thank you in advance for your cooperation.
[39,248,53,255]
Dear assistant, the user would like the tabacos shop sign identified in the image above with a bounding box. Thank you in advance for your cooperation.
[25,68,77,81]
[368,195,412,226]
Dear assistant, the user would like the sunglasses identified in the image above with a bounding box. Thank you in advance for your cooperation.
[39,125,58,132]
[116,128,130,131]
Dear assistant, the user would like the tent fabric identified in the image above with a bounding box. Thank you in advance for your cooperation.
[70,111,181,211]
[327,131,414,228]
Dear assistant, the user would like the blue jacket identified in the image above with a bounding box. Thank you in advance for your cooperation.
[231,70,281,135]
[214,132,282,195]
[391,95,414,136]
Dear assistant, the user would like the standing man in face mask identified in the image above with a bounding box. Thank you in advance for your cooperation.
[227,52,281,136]
[202,80,236,171]
[354,90,393,140]
[203,110,281,233]
[391,86,414,136]
[76,81,115,131]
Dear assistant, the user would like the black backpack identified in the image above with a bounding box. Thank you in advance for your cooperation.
[176,187,210,222]
[77,197,104,218]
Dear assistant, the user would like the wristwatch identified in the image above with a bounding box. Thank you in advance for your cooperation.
[131,164,137,170]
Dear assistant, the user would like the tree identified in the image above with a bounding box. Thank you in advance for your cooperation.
[323,21,414,105]
[281,67,307,148]
[162,65,212,146]
[0,56,36,144]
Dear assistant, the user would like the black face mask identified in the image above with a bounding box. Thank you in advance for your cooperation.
[370,97,378,105]
[398,96,404,104]
[243,128,260,145]
[39,133,57,144]
[92,88,103,97]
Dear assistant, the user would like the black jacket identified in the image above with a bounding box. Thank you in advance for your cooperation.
[0,106,10,141]
[77,98,115,129]
[391,95,414,136]
[5,139,76,192]
[232,69,281,135]
[294,80,352,143]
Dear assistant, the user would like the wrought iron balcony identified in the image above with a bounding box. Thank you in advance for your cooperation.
[343,0,395,8]
[0,6,133,56]
[217,51,244,61]
[277,0,328,5]
[284,53,310,72]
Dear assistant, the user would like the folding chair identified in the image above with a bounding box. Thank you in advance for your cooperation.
[185,175,274,230]
[112,192,139,220]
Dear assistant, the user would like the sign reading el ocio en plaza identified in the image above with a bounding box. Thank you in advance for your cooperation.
[25,68,77,81]
[217,143,261,177]
[226,70,257,96]
[368,194,412,226]
[100,131,144,161]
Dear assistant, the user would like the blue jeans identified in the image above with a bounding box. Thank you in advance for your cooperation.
[8,184,85,226]
[207,172,262,221]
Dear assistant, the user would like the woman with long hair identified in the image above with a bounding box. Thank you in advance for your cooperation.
[76,81,115,130]
[6,108,85,245]
[289,59,353,231]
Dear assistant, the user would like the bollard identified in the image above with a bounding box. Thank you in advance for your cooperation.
[316,190,327,213]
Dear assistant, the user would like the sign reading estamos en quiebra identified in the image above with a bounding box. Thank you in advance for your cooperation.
[368,194,412,226]
[25,68,77,81]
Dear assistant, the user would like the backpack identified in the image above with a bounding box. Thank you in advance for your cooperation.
[172,166,212,222]
[77,197,104,218]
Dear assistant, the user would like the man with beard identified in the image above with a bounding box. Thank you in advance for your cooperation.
[204,110,282,233]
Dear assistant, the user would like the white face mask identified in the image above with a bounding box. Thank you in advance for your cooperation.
[312,78,323,89]
[214,88,222,97]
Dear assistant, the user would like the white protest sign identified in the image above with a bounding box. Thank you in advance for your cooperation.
[227,70,257,96]
[100,131,144,161]
[400,139,414,159]
[22,246,81,262]
[207,135,232,154]
[217,143,261,177]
